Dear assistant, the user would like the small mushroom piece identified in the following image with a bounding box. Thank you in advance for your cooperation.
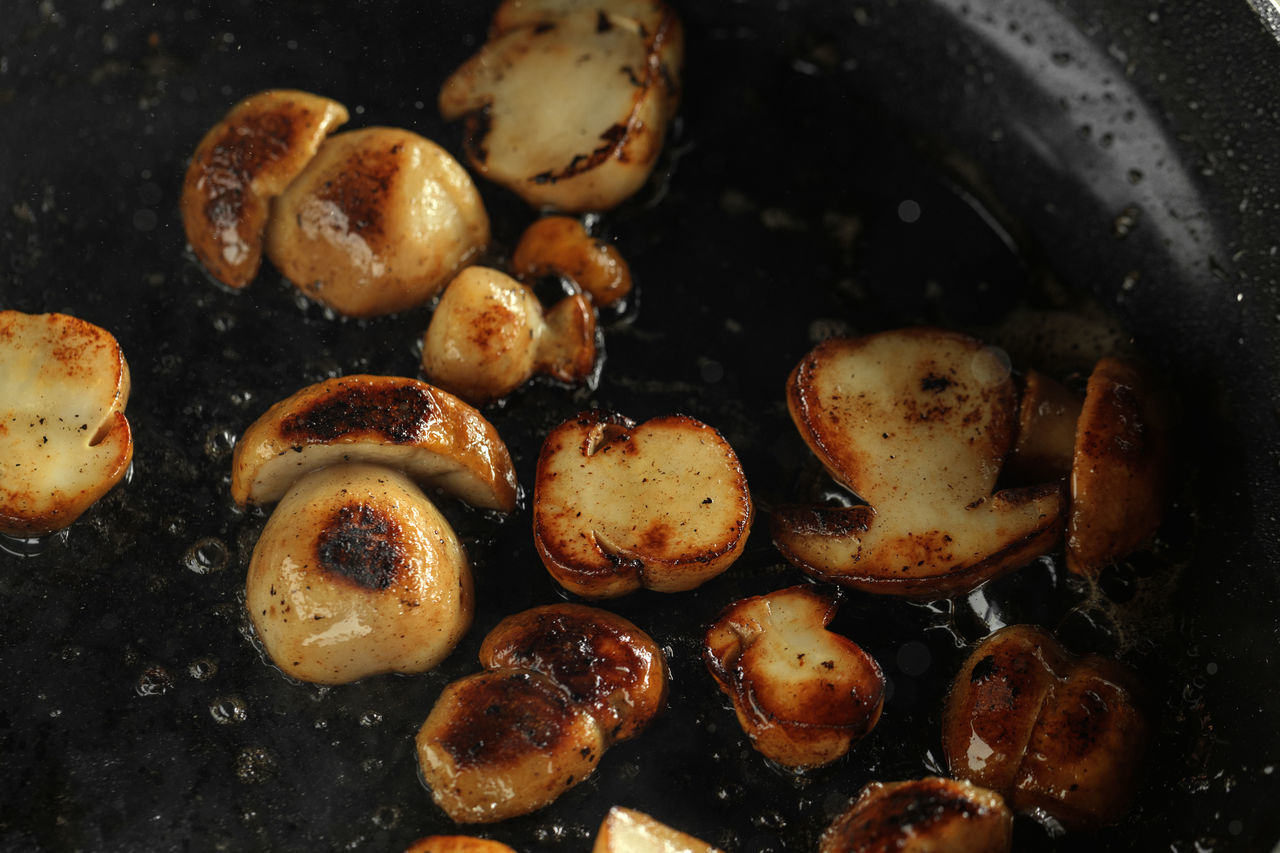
[405,837,517,853]
[771,329,1064,598]
[439,0,683,212]
[511,215,633,307]
[533,410,753,598]
[180,89,349,288]
[818,777,1013,853]
[416,604,668,823]
[1067,357,1172,576]
[246,462,473,685]
[940,624,1147,830]
[265,126,490,316]
[703,584,885,770]
[0,311,133,536]
[230,374,518,513]
[421,266,597,405]
[593,807,723,853]
[1004,368,1083,484]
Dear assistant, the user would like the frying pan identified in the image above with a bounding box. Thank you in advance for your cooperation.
[2,0,1278,850]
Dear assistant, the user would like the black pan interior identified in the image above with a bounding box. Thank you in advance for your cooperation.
[2,1,1279,850]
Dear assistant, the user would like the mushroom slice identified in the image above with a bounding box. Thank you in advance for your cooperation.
[1067,357,1171,576]
[593,807,723,853]
[0,311,133,536]
[511,215,633,307]
[940,624,1147,830]
[265,127,490,316]
[439,0,683,212]
[246,462,473,685]
[771,329,1064,598]
[703,585,885,770]
[180,89,348,288]
[405,838,516,853]
[818,778,1012,853]
[480,604,669,743]
[416,604,668,823]
[230,374,518,513]
[1005,368,1083,484]
[533,410,753,598]
[421,266,597,405]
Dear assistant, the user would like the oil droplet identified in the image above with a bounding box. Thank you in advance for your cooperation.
[1113,205,1140,238]
[188,656,219,681]
[136,664,174,697]
[371,805,401,830]
[359,710,383,728]
[210,695,248,725]
[235,746,279,783]
[204,426,237,460]
[185,537,228,575]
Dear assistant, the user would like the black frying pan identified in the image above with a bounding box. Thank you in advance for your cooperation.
[2,1,1278,850]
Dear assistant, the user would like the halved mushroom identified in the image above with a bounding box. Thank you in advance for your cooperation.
[405,837,517,853]
[416,604,668,823]
[180,89,348,288]
[246,462,473,685]
[421,266,596,405]
[533,410,753,598]
[703,585,885,770]
[265,127,490,316]
[593,807,722,853]
[439,0,683,212]
[1067,357,1171,576]
[818,777,1013,853]
[940,624,1147,830]
[771,329,1064,598]
[0,311,133,536]
[511,215,633,307]
[1004,368,1083,484]
[230,374,518,513]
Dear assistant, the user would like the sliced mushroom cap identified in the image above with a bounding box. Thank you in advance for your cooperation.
[771,329,1064,598]
[0,311,133,536]
[404,837,517,853]
[480,603,669,743]
[180,89,348,288]
[818,777,1013,853]
[265,126,490,316]
[1067,357,1172,576]
[246,462,473,685]
[592,806,723,853]
[230,374,518,513]
[439,0,683,212]
[420,266,597,405]
[940,624,1147,830]
[416,604,667,824]
[511,215,633,307]
[704,585,885,769]
[533,410,754,598]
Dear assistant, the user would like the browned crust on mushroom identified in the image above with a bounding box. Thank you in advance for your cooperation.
[818,777,1012,853]
[510,215,633,306]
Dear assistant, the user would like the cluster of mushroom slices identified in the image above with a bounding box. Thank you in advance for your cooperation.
[771,327,1171,597]
[532,409,754,598]
[0,311,133,537]
[416,604,668,823]
[941,624,1147,830]
[181,89,490,316]
[440,0,683,212]
[817,777,1014,853]
[230,374,518,685]
[703,585,886,770]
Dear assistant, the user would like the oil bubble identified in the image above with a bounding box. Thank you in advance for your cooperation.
[188,656,219,681]
[210,695,248,725]
[184,537,228,575]
[371,805,401,830]
[235,746,279,784]
[136,664,174,697]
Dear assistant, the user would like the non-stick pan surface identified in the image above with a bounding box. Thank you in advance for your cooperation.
[2,1,1278,850]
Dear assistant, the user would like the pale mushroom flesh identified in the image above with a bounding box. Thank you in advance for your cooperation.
[592,806,723,853]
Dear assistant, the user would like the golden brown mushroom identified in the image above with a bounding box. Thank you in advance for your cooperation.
[405,836,517,853]
[818,777,1013,853]
[0,311,133,536]
[510,215,633,308]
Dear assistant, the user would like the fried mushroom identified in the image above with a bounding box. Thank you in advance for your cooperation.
[439,0,683,212]
[593,807,723,853]
[703,585,885,770]
[416,604,668,823]
[0,311,133,536]
[246,462,473,684]
[265,127,490,316]
[405,838,517,853]
[940,624,1147,829]
[511,215,633,307]
[533,410,753,598]
[230,374,518,513]
[421,266,596,405]
[770,329,1064,598]
[180,89,349,288]
[818,777,1013,853]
